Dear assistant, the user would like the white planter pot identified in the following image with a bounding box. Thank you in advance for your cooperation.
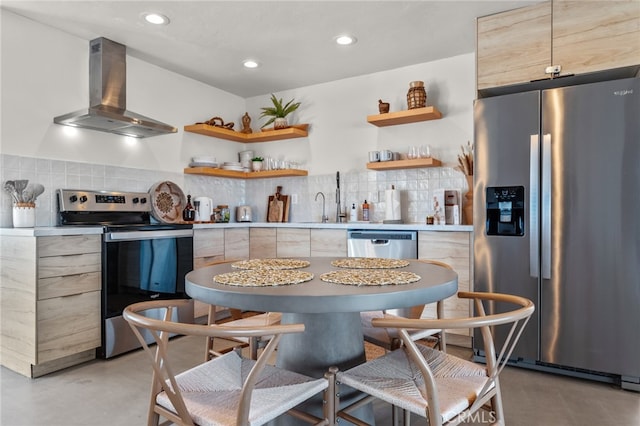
[252,161,263,172]
[13,203,35,228]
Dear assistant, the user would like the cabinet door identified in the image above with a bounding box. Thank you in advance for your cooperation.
[418,231,472,337]
[37,290,101,363]
[250,228,277,258]
[310,229,347,257]
[553,0,640,75]
[224,228,249,260]
[193,228,224,265]
[477,1,551,90]
[277,228,310,258]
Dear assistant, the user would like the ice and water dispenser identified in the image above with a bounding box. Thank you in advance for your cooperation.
[485,186,525,236]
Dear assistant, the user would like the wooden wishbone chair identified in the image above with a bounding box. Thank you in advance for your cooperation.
[123,299,329,426]
[331,291,535,426]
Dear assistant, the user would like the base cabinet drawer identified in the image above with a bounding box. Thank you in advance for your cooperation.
[37,290,101,363]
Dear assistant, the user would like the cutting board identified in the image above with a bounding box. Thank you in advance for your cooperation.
[267,186,290,222]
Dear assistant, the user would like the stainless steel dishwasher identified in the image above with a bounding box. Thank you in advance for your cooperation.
[348,229,419,317]
[347,229,418,259]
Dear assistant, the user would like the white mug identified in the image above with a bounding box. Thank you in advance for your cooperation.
[368,151,380,162]
[380,150,393,161]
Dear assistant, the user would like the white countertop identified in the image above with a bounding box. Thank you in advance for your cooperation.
[0,222,471,236]
[194,221,472,231]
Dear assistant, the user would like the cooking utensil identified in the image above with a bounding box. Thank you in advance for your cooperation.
[21,183,44,203]
[4,180,19,203]
[13,180,28,201]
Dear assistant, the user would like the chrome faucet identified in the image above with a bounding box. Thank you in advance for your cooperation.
[315,192,328,223]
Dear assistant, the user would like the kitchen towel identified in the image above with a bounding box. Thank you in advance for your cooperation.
[385,187,402,222]
[140,239,177,293]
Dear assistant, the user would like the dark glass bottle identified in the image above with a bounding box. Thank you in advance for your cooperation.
[182,194,195,222]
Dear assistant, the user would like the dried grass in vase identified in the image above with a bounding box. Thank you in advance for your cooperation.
[456,141,474,176]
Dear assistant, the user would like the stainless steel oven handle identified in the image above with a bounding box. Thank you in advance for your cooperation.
[104,229,193,242]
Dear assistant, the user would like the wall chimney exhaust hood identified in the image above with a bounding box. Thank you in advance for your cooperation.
[54,37,177,138]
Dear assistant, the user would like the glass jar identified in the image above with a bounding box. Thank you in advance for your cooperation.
[218,205,230,223]
[212,208,222,223]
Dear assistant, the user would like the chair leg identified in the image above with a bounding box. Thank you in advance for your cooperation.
[436,300,447,352]
[490,378,505,425]
[249,336,259,360]
[325,367,338,426]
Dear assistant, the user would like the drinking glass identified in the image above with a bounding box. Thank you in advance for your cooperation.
[420,145,432,158]
[408,146,419,159]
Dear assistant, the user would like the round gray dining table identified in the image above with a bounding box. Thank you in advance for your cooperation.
[186,257,458,425]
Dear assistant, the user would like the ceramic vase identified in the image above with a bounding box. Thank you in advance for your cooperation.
[252,161,263,172]
[13,203,36,228]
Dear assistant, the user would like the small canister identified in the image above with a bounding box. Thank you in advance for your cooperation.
[218,205,230,223]
[212,208,222,223]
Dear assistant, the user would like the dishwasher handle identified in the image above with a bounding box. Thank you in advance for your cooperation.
[371,239,390,245]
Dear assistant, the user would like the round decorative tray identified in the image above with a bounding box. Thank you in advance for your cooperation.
[231,259,311,270]
[320,269,420,286]
[214,270,314,286]
[149,181,186,224]
[331,258,410,269]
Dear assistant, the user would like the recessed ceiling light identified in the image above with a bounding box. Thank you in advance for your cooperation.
[335,35,357,46]
[243,59,260,69]
[143,13,170,25]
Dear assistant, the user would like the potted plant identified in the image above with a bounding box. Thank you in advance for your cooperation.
[259,94,301,129]
[251,156,264,172]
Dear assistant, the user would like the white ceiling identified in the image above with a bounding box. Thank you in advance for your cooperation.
[1,1,538,98]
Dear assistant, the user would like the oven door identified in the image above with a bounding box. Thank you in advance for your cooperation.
[101,228,194,358]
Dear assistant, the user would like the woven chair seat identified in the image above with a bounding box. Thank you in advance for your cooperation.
[337,344,491,424]
[157,350,327,426]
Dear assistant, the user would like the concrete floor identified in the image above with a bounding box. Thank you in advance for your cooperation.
[1,336,638,425]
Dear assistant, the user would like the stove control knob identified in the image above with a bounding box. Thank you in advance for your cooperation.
[79,195,88,203]
[132,197,139,204]
[69,195,78,203]
[140,197,147,204]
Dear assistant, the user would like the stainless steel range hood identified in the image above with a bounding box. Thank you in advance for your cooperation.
[54,37,177,138]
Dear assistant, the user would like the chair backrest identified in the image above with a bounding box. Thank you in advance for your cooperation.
[372,291,534,424]
[123,299,304,425]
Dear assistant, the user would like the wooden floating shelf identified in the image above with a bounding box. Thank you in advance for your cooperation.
[367,106,442,127]
[184,167,308,179]
[184,123,309,142]
[366,157,442,170]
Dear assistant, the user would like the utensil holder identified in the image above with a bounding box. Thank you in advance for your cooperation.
[13,203,35,228]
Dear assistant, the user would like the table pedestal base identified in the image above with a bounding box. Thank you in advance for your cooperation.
[275,312,375,425]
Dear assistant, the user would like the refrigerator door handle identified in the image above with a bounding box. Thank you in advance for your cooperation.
[541,133,552,280]
[530,134,540,278]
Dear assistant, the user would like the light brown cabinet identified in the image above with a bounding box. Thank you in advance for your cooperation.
[249,228,277,258]
[477,0,640,91]
[310,229,347,257]
[0,235,101,378]
[276,228,311,258]
[418,231,473,346]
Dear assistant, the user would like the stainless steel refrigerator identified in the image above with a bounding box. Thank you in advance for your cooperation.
[473,77,640,391]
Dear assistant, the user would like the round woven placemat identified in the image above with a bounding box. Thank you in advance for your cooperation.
[320,269,420,286]
[231,258,311,270]
[331,258,410,269]
[214,270,314,286]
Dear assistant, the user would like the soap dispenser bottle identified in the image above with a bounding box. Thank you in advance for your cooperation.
[362,200,370,221]
[350,203,358,222]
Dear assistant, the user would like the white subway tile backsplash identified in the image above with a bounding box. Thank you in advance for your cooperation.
[1,154,468,228]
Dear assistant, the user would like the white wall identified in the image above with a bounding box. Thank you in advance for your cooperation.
[0,10,245,172]
[244,54,475,175]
